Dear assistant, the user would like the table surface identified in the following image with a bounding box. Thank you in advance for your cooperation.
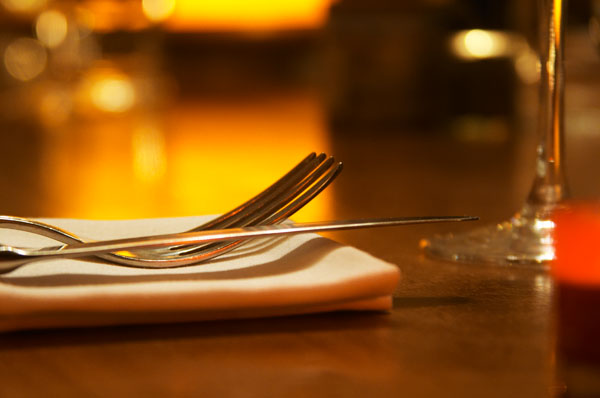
[4,9,600,395]
[1,128,577,398]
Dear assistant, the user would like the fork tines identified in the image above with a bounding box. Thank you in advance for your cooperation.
[176,152,343,257]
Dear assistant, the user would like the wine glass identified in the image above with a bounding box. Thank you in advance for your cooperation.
[421,0,568,267]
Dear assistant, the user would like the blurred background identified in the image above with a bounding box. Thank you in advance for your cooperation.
[0,0,599,222]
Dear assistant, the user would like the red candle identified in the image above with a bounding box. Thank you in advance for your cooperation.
[553,203,600,286]
[552,203,600,396]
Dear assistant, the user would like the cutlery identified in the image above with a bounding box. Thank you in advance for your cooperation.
[0,152,342,268]
[0,216,478,273]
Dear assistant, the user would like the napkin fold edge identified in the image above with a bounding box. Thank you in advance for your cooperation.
[0,294,393,332]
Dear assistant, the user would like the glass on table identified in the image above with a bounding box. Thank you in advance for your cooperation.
[421,0,568,267]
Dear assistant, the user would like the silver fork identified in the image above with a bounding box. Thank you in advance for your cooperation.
[0,153,342,268]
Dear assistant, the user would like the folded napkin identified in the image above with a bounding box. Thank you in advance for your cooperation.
[0,216,400,332]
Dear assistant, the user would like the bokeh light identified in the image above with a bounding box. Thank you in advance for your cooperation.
[36,10,69,48]
[0,0,46,13]
[77,0,149,32]
[3,38,47,81]
[89,74,136,113]
[450,29,512,60]
[166,0,332,31]
[142,0,176,22]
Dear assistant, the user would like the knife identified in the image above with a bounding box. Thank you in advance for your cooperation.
[0,216,478,273]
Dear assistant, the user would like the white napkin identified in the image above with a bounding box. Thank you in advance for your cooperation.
[0,216,401,332]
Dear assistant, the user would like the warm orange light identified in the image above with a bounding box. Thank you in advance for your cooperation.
[166,0,334,31]
[1,0,46,13]
[78,0,149,32]
[132,123,167,183]
[41,93,332,222]
[142,0,176,22]
[76,0,334,32]
[36,10,68,48]
[166,95,332,221]
[77,67,137,114]
[450,29,513,60]
[89,76,136,113]
[3,38,47,81]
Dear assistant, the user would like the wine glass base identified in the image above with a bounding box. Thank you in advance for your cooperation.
[420,204,556,268]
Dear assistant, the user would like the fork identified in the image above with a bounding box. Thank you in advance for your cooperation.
[0,153,342,268]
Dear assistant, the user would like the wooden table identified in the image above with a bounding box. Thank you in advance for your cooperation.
[1,128,575,398]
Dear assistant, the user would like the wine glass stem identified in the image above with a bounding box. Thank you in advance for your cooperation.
[529,0,568,207]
